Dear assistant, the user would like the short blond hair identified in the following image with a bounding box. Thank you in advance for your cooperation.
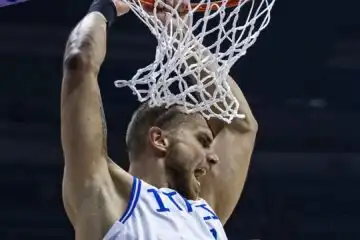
[126,103,189,158]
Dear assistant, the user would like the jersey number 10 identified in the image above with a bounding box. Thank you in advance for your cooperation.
[148,189,219,239]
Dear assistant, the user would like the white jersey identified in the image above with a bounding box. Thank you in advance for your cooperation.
[104,177,228,240]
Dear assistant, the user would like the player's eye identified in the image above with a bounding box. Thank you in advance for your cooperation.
[197,133,212,148]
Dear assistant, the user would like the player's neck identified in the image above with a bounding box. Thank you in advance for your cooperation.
[128,156,169,189]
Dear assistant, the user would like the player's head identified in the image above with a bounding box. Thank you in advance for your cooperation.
[126,102,219,199]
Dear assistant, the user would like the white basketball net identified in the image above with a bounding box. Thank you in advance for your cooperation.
[115,0,275,123]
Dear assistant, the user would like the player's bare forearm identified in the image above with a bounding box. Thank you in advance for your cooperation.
[185,41,258,224]
[61,12,109,169]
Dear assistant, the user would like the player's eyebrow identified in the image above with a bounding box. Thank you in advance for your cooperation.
[197,127,214,141]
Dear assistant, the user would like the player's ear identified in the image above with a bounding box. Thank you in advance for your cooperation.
[148,126,169,155]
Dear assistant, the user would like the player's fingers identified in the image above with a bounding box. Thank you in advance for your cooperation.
[151,11,171,25]
[141,0,189,14]
[156,0,185,11]
[112,0,130,16]
[180,0,191,12]
[165,0,174,8]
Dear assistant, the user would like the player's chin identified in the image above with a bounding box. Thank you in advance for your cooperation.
[177,179,199,200]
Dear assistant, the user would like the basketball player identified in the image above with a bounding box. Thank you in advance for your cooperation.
[61,0,258,239]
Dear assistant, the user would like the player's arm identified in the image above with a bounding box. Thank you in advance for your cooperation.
[186,43,258,225]
[61,5,131,225]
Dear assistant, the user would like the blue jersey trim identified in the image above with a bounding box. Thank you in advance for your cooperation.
[119,176,138,223]
[119,177,142,224]
[121,178,142,223]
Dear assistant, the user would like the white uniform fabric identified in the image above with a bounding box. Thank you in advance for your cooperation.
[104,177,228,240]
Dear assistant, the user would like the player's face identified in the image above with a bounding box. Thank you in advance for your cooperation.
[164,113,219,200]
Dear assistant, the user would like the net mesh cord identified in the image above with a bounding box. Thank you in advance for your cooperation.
[115,0,275,123]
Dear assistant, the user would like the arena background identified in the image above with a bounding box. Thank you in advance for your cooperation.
[0,0,360,239]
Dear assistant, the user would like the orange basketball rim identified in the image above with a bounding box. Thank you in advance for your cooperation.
[139,0,243,12]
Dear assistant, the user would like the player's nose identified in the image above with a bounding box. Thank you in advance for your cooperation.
[206,152,219,166]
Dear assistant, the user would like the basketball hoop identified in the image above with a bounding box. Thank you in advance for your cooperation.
[139,0,243,12]
[115,0,276,123]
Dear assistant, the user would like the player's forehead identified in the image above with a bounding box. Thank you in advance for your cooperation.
[174,106,211,133]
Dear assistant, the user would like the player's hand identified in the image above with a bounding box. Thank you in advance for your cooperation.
[112,0,131,16]
[143,0,192,30]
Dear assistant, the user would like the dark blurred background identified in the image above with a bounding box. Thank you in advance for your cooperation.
[0,0,360,239]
